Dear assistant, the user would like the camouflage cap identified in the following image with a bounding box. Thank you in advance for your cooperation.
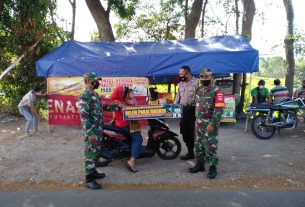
[83,72,101,81]
[200,68,213,77]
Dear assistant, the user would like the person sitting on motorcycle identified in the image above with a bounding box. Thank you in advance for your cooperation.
[111,86,143,173]
[293,79,305,100]
[251,80,269,104]
[268,79,290,104]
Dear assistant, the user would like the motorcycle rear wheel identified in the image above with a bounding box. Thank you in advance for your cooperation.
[251,115,276,140]
[156,136,181,160]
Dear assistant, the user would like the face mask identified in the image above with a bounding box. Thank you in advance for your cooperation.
[258,85,264,89]
[129,94,135,100]
[91,80,100,89]
[179,76,187,82]
[201,80,211,87]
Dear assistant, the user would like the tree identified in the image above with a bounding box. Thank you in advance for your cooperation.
[237,0,255,114]
[184,0,204,38]
[0,0,4,14]
[295,31,305,57]
[115,0,184,41]
[200,0,208,37]
[85,0,138,41]
[0,0,69,113]
[49,0,65,43]
[295,58,305,87]
[69,0,76,40]
[283,0,295,94]
[258,57,286,78]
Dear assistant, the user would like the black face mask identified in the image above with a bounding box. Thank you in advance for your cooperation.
[200,80,211,87]
[91,80,100,89]
[179,76,187,82]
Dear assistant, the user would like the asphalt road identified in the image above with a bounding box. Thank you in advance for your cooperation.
[0,189,305,207]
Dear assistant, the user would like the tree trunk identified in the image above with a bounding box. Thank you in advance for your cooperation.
[201,0,208,38]
[283,0,295,94]
[233,0,241,103]
[241,0,255,40]
[69,0,76,40]
[0,0,5,14]
[233,74,241,94]
[235,0,240,34]
[85,0,115,41]
[184,0,204,38]
[237,0,255,114]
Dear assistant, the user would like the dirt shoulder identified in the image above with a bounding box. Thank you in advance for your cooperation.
[1,116,305,190]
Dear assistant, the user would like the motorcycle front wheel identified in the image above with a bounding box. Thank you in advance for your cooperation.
[156,136,181,160]
[251,115,276,140]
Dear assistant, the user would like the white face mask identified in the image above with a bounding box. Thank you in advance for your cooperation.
[258,85,264,89]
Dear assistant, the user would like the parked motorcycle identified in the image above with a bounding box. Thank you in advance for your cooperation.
[246,98,305,140]
[98,119,181,165]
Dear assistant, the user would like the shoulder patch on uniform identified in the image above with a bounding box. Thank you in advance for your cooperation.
[215,90,225,108]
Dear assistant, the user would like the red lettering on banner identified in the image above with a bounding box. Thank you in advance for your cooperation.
[48,94,80,125]
[48,94,147,125]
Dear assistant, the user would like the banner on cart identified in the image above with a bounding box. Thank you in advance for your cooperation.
[123,104,183,120]
[221,95,236,123]
[47,77,148,97]
[47,77,148,125]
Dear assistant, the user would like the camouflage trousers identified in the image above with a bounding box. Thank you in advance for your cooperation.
[194,123,219,166]
[84,136,100,176]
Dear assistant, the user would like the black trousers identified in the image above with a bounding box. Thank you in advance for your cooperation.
[180,106,196,152]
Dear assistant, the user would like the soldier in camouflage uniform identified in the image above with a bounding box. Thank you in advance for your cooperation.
[188,68,224,179]
[78,72,105,190]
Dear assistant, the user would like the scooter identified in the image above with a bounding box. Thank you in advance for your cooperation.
[97,119,181,165]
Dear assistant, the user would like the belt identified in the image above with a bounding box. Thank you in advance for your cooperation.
[183,104,195,109]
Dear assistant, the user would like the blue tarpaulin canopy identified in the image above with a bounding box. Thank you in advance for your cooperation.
[35,35,258,77]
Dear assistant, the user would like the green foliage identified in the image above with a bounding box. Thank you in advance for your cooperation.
[0,0,69,115]
[257,56,305,89]
[294,31,305,57]
[90,31,100,41]
[109,0,139,19]
[295,58,305,87]
[115,0,184,41]
[258,56,286,78]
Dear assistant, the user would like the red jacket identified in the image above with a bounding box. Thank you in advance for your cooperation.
[111,86,129,128]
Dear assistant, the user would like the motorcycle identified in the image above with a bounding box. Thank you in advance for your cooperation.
[246,98,305,140]
[98,119,181,165]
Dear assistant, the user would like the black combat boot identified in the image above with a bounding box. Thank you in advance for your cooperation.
[92,171,106,180]
[207,165,217,179]
[85,175,102,190]
[188,159,205,173]
[180,151,195,160]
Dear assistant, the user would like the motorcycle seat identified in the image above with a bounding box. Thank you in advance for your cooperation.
[250,103,273,109]
[104,124,130,138]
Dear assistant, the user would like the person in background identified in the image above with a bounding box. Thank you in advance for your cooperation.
[111,86,143,173]
[293,79,305,99]
[268,79,289,104]
[18,84,46,137]
[78,72,106,190]
[174,65,199,160]
[251,79,269,104]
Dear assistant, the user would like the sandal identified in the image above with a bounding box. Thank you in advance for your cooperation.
[126,162,138,173]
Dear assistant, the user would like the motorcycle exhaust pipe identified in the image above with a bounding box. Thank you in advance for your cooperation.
[265,122,284,127]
